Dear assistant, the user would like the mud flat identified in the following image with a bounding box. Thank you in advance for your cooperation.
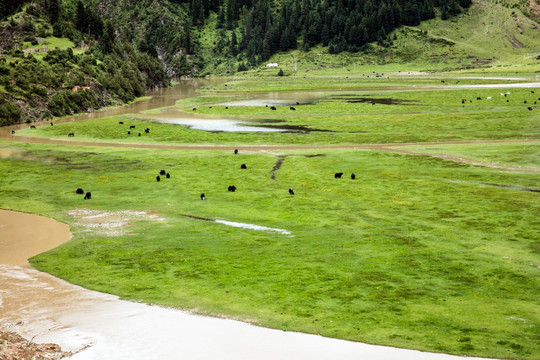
[0,209,496,359]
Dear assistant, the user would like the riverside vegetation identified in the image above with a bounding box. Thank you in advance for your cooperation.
[2,67,539,359]
[1,0,539,359]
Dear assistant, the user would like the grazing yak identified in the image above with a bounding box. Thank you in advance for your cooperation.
[50,122,54,126]
[193,107,197,111]
[30,125,36,129]
[200,193,206,200]
[270,106,277,110]
[335,172,343,178]
[351,173,356,180]
[11,130,15,135]
[128,131,131,135]
[144,128,150,133]
[528,107,533,111]
[166,172,170,179]
[68,132,75,137]
[234,149,238,154]
[84,192,91,200]
[228,185,236,192]
[119,121,124,124]
[130,125,136,129]
[156,175,161,182]
[160,170,166,175]
[290,106,296,110]
[289,188,295,195]
[76,188,84,194]
[241,164,247,169]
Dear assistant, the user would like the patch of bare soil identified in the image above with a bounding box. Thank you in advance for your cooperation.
[0,331,71,360]
[528,0,540,18]
[68,209,165,236]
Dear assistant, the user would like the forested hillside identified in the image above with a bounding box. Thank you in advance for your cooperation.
[1,0,534,124]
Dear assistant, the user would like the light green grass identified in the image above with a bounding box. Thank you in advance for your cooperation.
[0,140,537,359]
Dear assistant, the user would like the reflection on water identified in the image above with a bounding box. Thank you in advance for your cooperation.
[153,118,286,132]
[0,80,328,136]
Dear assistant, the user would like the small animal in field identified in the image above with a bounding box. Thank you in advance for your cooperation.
[138,133,141,136]
[270,106,277,110]
[289,188,294,195]
[128,131,131,135]
[144,128,150,133]
[130,125,135,129]
[200,193,206,200]
[228,185,236,192]
[30,125,36,129]
[156,175,161,182]
[234,149,238,154]
[335,172,343,179]
[50,122,54,126]
[68,132,75,137]
[528,107,533,111]
[166,173,170,179]
[119,121,124,124]
[290,106,296,110]
[241,164,247,169]
[76,188,84,194]
[11,130,15,135]
[351,173,356,180]
[160,170,166,175]
[84,192,91,200]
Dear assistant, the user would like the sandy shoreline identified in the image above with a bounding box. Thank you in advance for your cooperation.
[0,209,497,359]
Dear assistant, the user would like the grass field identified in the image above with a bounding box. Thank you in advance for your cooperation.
[3,69,540,359]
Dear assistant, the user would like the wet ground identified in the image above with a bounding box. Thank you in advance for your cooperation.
[0,209,497,359]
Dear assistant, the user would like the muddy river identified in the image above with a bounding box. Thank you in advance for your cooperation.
[0,79,510,359]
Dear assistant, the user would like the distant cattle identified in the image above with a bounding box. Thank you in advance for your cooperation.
[486,97,491,100]
[289,188,294,195]
[11,130,15,135]
[209,106,212,109]
[270,106,277,110]
[160,170,166,175]
[200,193,206,200]
[119,121,124,124]
[76,188,84,194]
[296,102,300,105]
[228,185,236,192]
[50,122,54,126]
[84,192,91,200]
[290,106,296,110]
[225,107,229,109]
[193,107,196,111]
[461,99,466,104]
[234,149,238,154]
[166,172,170,179]
[241,164,247,169]
[30,125,36,129]
[532,91,535,94]
[335,172,343,179]
[351,173,356,180]
[130,125,136,129]
[528,107,533,111]
[144,128,150,133]
[68,132,74,137]
[128,131,131,135]
[524,100,527,104]
[138,133,141,136]
[476,97,481,100]
[156,175,161,182]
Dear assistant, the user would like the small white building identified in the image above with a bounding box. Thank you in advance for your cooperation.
[266,63,278,68]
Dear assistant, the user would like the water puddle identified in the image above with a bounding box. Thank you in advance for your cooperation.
[327,95,416,105]
[151,118,287,132]
[180,214,292,235]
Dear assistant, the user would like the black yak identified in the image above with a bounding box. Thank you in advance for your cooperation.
[84,192,91,200]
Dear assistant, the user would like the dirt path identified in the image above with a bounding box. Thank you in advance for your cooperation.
[3,134,539,170]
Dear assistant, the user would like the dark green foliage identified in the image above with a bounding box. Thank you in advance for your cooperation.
[0,97,21,125]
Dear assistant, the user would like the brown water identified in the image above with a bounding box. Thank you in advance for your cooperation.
[0,210,71,267]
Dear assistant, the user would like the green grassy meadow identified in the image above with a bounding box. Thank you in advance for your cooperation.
[3,70,540,359]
